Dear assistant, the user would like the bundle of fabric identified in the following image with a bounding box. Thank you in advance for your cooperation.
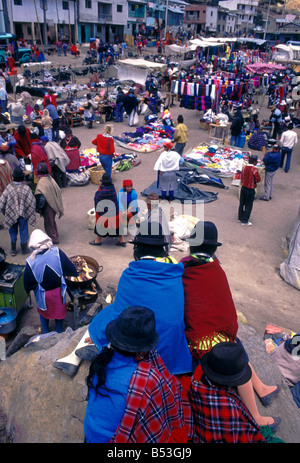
[141,173,219,204]
[80,148,120,168]
[115,152,141,171]
[79,148,99,167]
[184,144,253,178]
[114,123,175,153]
[176,168,228,189]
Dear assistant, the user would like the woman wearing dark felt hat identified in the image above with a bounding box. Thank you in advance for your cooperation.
[84,306,192,443]
[180,220,281,431]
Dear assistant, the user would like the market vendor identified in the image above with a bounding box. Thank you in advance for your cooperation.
[83,93,98,129]
[248,127,268,151]
[31,135,52,182]
[0,124,17,157]
[60,127,81,150]
[30,104,44,137]
[62,99,76,115]
[14,124,32,160]
[23,229,78,334]
[117,179,139,233]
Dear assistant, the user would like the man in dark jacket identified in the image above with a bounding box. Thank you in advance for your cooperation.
[260,144,281,201]
[115,87,125,123]
[230,108,244,146]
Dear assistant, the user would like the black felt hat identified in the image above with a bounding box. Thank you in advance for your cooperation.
[132,221,168,246]
[37,162,49,175]
[187,221,222,247]
[101,172,112,185]
[12,166,24,181]
[201,342,252,387]
[105,306,159,353]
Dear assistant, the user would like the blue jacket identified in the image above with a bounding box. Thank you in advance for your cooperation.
[89,259,192,375]
[45,103,59,121]
[263,149,281,172]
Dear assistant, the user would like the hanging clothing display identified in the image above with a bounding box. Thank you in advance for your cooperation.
[171,76,250,113]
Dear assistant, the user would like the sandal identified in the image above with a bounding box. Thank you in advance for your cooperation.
[116,242,126,247]
[89,240,102,246]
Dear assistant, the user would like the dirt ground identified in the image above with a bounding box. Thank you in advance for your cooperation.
[1,47,300,347]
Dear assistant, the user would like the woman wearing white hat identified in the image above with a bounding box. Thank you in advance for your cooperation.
[23,229,78,334]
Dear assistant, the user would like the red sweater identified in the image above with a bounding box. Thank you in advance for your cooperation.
[92,134,115,156]
[181,257,238,356]
[14,128,32,158]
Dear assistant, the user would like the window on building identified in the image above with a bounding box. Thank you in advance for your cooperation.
[211,11,213,16]
[85,0,92,8]
[14,0,22,4]
[27,26,32,35]
[117,4,123,12]
[62,1,68,9]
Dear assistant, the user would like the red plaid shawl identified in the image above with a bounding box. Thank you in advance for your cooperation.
[110,351,193,443]
[188,366,266,443]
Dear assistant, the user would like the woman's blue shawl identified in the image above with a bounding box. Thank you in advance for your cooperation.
[89,259,192,375]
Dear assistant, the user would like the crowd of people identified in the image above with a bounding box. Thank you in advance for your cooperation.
[0,32,299,444]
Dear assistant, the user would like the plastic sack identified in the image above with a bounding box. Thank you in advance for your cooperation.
[66,167,90,186]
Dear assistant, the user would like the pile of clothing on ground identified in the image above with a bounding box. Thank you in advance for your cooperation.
[114,123,175,153]
[183,143,255,178]
[79,148,140,172]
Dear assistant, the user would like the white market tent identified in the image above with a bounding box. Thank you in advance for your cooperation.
[274,44,300,62]
[118,59,167,85]
[118,58,167,70]
[165,43,197,54]
[190,38,228,48]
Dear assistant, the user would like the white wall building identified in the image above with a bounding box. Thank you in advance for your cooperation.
[219,0,258,34]
[205,6,218,33]
[7,0,76,43]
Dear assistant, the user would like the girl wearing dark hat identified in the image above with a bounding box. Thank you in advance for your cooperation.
[188,342,268,443]
[89,173,126,247]
[0,166,36,255]
[84,306,192,443]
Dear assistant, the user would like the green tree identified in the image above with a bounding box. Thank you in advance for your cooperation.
[254,11,265,27]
